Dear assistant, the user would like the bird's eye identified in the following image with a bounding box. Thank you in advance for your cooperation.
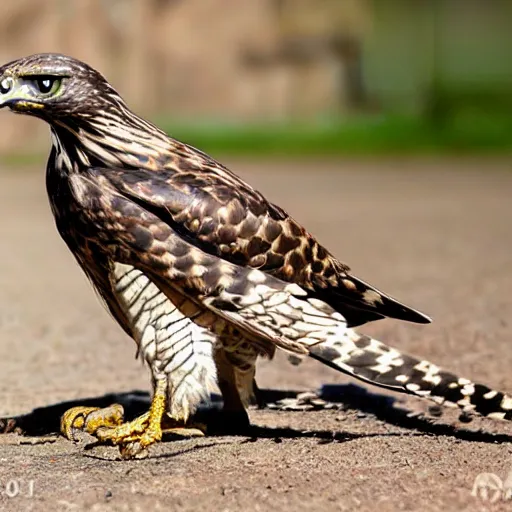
[33,77,61,95]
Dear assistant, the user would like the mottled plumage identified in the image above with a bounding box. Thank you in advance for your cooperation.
[1,53,511,457]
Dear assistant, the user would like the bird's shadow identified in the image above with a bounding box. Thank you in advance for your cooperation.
[1,384,511,445]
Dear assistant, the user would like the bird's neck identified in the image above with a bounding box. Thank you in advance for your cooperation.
[47,109,173,174]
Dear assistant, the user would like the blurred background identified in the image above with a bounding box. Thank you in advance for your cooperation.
[1,0,512,476]
[0,0,510,157]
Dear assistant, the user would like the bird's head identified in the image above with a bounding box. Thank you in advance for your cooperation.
[0,53,170,169]
[0,53,125,120]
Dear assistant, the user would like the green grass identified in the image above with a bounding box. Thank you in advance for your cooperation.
[159,113,512,157]
[1,113,511,166]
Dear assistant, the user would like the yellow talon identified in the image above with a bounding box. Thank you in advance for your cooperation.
[90,380,167,458]
[95,412,149,441]
[60,381,204,458]
[60,404,124,441]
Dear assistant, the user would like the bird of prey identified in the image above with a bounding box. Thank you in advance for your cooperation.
[1,53,511,458]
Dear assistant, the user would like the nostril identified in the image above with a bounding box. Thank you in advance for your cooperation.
[0,77,12,94]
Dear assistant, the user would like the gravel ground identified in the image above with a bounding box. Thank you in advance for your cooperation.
[0,157,512,511]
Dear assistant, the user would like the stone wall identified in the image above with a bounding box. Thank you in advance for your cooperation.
[0,0,370,152]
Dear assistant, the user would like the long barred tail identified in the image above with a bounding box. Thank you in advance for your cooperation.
[203,267,512,422]
[307,331,512,421]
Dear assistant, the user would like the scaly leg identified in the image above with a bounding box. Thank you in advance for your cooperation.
[61,379,204,457]
[61,379,165,458]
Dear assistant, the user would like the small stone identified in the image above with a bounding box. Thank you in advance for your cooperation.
[278,398,300,406]
[296,391,318,401]
[459,412,473,423]
[428,405,443,417]
[310,399,328,409]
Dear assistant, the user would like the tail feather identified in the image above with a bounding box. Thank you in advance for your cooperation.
[320,273,432,327]
[308,332,512,421]
[202,265,512,422]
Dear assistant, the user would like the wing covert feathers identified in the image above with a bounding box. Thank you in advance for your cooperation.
[93,167,430,327]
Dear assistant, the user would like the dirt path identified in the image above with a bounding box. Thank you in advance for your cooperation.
[0,158,511,511]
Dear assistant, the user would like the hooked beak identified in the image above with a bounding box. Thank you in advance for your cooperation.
[0,76,43,111]
[0,76,16,108]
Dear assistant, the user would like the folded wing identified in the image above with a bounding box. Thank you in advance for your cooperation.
[81,165,430,327]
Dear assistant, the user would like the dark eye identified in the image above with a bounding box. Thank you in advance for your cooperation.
[33,77,61,95]
[36,78,54,93]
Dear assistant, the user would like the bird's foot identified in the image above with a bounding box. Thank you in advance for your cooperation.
[61,405,159,458]
[61,404,124,441]
[61,380,168,459]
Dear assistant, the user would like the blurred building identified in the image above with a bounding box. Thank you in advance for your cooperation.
[0,0,509,151]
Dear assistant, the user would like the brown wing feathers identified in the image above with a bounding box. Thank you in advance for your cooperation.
[99,167,430,328]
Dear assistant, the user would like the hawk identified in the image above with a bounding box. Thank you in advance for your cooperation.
[0,53,510,458]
